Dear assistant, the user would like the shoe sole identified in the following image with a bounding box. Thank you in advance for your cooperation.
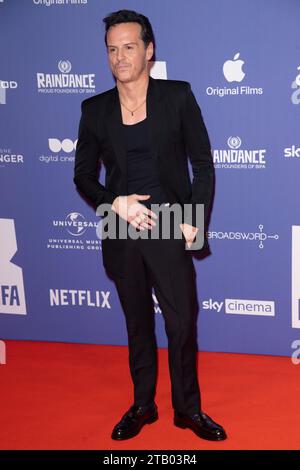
[174,417,227,441]
[111,413,158,441]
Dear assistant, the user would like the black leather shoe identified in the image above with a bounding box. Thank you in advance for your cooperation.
[174,410,227,441]
[111,403,158,440]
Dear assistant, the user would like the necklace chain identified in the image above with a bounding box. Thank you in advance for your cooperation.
[120,98,146,116]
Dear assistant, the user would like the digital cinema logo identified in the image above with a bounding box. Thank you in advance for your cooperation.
[206,53,263,97]
[0,219,27,315]
[37,60,95,94]
[292,226,300,328]
[39,138,77,163]
[213,136,267,169]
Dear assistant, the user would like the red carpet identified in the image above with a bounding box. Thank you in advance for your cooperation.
[0,340,299,450]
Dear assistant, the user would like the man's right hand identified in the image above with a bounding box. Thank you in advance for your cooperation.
[111,194,158,231]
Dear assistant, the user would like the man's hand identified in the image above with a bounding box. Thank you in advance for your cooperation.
[179,223,199,248]
[111,194,158,230]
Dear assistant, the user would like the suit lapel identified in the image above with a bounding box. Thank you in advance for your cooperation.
[105,76,164,180]
[147,76,164,170]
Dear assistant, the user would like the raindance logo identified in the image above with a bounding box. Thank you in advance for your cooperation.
[213,136,266,169]
[37,60,95,94]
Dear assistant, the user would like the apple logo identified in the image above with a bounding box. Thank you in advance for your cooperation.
[223,53,245,83]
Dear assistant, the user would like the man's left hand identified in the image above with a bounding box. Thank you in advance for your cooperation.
[179,223,199,248]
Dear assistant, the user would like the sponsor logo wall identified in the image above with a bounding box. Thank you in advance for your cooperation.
[0,0,299,356]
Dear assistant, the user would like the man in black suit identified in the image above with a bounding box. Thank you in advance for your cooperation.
[74,9,227,442]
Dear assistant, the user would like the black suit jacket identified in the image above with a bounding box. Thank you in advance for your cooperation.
[74,76,214,278]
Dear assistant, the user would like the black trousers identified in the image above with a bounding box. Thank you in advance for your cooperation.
[111,207,202,415]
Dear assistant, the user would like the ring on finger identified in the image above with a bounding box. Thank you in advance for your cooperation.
[138,214,147,224]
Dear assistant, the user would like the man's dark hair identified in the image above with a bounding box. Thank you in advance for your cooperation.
[103,9,155,50]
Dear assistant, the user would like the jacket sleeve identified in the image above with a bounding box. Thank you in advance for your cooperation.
[181,83,214,229]
[73,101,117,208]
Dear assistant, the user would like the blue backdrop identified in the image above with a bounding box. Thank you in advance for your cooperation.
[1,0,299,357]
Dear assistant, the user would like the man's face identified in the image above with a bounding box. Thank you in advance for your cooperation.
[106,22,153,84]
